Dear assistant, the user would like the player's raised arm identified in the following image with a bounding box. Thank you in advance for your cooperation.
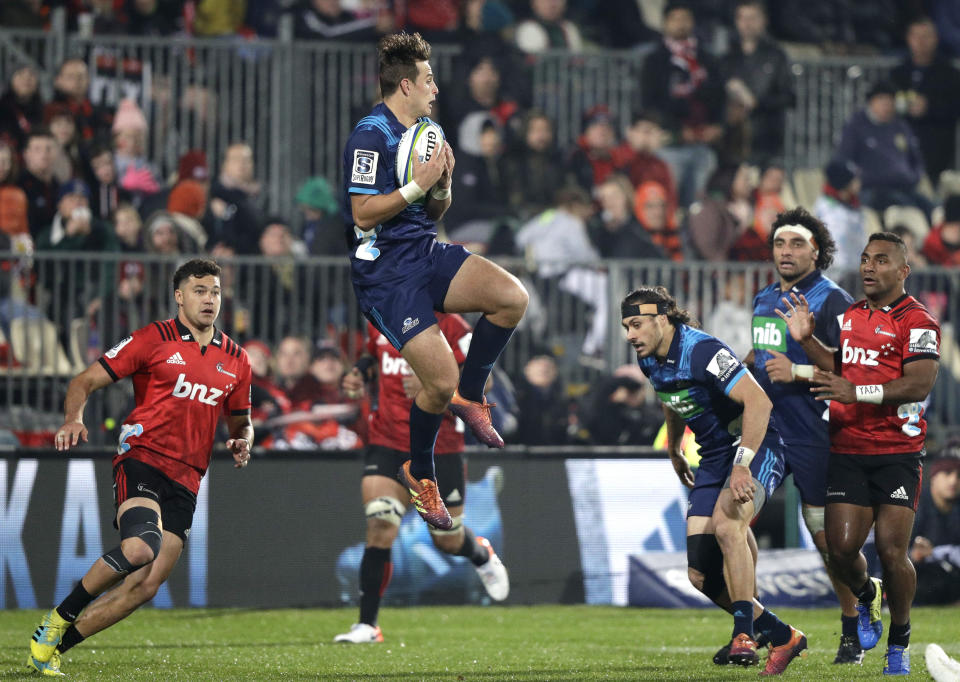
[56,362,114,451]
[777,293,835,371]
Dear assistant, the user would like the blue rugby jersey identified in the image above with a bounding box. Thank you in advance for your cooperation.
[639,324,775,460]
[751,270,853,448]
[342,102,445,286]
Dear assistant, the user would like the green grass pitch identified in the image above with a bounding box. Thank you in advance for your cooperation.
[5,605,959,680]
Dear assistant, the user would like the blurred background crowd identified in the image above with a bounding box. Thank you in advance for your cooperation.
[2,0,960,455]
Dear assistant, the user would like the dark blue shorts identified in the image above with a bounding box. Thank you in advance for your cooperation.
[687,430,786,518]
[783,443,829,507]
[354,241,471,350]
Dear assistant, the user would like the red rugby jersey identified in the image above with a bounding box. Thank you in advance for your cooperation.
[366,313,471,454]
[830,295,940,455]
[99,317,252,494]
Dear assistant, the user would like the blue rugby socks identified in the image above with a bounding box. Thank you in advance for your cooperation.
[409,402,442,481]
[458,316,515,402]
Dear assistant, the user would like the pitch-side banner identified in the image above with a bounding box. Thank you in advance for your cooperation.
[628,548,837,608]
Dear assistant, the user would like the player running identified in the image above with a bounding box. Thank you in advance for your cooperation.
[623,286,806,676]
[736,207,862,665]
[779,232,940,676]
[342,32,527,531]
[334,313,509,643]
[28,259,253,677]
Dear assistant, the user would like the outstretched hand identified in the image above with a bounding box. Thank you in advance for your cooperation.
[775,293,816,343]
[227,438,251,468]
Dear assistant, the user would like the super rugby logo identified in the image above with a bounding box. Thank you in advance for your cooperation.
[841,338,879,366]
[706,348,739,380]
[909,328,939,355]
[352,149,378,185]
[105,336,133,359]
[401,317,420,334]
[171,373,224,406]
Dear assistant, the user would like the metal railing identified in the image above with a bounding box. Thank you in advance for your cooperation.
[2,252,958,445]
[0,21,941,220]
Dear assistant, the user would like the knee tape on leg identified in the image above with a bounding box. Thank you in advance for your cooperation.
[102,507,162,574]
[687,533,727,600]
[365,496,406,526]
[802,505,825,537]
[428,514,464,537]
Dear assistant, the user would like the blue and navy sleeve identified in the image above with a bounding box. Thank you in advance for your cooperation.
[690,337,747,396]
[814,288,854,348]
[344,127,392,197]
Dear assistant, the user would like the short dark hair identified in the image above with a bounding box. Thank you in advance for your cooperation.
[172,258,221,293]
[768,206,837,271]
[734,0,766,15]
[378,32,431,98]
[663,2,694,19]
[867,231,908,263]
[621,286,698,328]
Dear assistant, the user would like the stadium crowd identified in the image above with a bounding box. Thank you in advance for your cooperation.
[2,1,960,455]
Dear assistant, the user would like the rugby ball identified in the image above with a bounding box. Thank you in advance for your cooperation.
[395,120,444,188]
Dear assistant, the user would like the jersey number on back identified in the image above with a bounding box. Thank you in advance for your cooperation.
[354,225,381,261]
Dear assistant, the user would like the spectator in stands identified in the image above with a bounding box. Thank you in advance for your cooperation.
[293,0,378,41]
[112,99,161,201]
[516,185,598,275]
[835,80,932,218]
[45,104,84,184]
[0,64,43,151]
[503,110,566,222]
[581,364,662,446]
[252,219,309,337]
[891,223,928,268]
[722,0,795,166]
[205,142,264,254]
[144,210,205,254]
[686,163,756,261]
[612,110,677,216]
[514,0,583,53]
[453,0,525,104]
[310,341,352,405]
[814,159,866,280]
[576,0,656,49]
[566,105,619,193]
[447,55,521,157]
[0,0,46,28]
[890,16,960,184]
[18,130,59,239]
[244,338,292,434]
[634,180,683,261]
[513,352,570,445]
[294,176,343,255]
[192,0,247,36]
[113,203,144,251]
[0,140,30,246]
[396,0,460,39]
[45,58,113,143]
[125,0,185,36]
[753,163,787,236]
[910,452,960,605]
[445,120,512,251]
[703,271,754,358]
[275,335,327,409]
[167,149,210,221]
[589,174,665,260]
[922,194,960,267]
[640,2,724,207]
[86,143,131,221]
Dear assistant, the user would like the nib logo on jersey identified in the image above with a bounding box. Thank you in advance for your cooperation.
[752,317,787,351]
[171,373,224,406]
[841,338,879,366]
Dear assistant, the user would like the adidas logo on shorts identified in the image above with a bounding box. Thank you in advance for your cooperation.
[166,352,186,365]
[890,486,909,500]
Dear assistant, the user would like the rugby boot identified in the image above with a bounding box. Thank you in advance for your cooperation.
[728,633,760,666]
[474,536,509,601]
[27,651,64,677]
[760,626,808,676]
[449,390,504,448]
[883,644,910,675]
[399,460,452,530]
[714,633,769,664]
[333,623,383,644]
[857,577,884,650]
[30,610,69,663]
[833,634,864,664]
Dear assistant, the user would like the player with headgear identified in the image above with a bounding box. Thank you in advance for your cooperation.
[621,285,807,676]
[341,32,527,531]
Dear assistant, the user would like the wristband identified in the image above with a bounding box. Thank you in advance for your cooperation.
[399,180,425,204]
[791,363,814,380]
[856,384,884,404]
[733,446,755,468]
[430,186,451,201]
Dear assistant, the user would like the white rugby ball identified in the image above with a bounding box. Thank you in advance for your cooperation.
[395,120,444,189]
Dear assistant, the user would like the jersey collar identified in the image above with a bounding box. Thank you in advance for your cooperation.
[174,318,223,347]
[778,269,821,293]
[661,323,684,365]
